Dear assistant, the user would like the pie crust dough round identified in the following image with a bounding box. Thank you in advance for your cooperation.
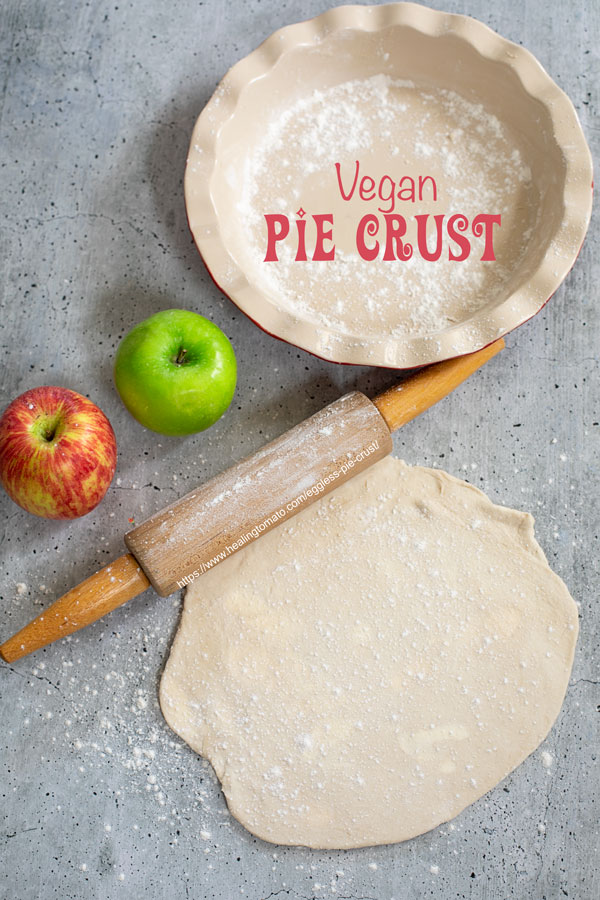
[159,457,578,848]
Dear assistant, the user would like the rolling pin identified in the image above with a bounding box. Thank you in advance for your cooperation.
[0,339,503,663]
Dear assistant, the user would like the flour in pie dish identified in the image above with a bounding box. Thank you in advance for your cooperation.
[230,75,537,340]
[159,457,578,848]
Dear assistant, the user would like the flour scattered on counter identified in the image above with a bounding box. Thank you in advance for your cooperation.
[541,750,553,768]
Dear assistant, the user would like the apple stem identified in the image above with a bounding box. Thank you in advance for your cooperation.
[174,347,188,365]
[31,414,61,443]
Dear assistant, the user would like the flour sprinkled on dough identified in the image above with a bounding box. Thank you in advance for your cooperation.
[160,458,578,849]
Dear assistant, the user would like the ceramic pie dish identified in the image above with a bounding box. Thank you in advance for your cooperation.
[185,3,593,368]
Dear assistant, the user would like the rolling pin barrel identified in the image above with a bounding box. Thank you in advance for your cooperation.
[125,391,393,596]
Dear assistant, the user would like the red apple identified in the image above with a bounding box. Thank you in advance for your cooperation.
[0,386,117,519]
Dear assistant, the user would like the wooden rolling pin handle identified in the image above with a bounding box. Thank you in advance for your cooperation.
[0,554,150,663]
[373,339,504,433]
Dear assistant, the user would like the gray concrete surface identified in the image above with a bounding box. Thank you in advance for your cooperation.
[0,1,598,898]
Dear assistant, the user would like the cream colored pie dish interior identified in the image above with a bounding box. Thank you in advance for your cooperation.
[185,3,593,368]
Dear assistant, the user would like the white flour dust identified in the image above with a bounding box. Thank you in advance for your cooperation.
[236,74,537,340]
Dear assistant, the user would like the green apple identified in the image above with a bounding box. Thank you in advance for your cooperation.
[114,309,237,436]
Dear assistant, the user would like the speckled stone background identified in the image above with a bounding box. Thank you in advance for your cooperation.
[0,1,598,898]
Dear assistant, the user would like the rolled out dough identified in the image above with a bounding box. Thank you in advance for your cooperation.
[160,457,578,848]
